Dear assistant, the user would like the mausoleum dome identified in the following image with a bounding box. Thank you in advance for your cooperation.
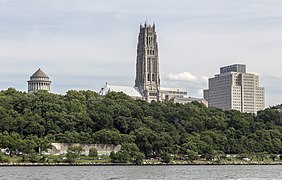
[28,68,51,93]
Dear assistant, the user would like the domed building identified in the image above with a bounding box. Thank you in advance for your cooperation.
[27,68,51,93]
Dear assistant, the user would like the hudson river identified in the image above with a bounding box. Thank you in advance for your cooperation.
[0,165,282,179]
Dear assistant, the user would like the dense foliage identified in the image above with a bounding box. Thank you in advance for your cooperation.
[0,88,282,161]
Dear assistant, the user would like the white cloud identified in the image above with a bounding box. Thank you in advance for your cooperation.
[196,90,203,97]
[115,13,126,19]
[0,0,282,106]
[248,72,260,75]
[168,72,207,83]
[163,72,208,98]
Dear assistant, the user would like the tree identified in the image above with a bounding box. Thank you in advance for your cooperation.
[185,150,199,162]
[66,145,84,163]
[134,152,145,165]
[110,143,145,164]
[160,152,172,163]
[89,147,98,159]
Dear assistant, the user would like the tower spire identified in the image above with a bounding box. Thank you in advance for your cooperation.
[135,22,160,102]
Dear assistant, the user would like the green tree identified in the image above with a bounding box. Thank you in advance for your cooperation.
[89,147,98,159]
[160,152,172,163]
[185,150,199,162]
[110,143,145,164]
[66,145,84,163]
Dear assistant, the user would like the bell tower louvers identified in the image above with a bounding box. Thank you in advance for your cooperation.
[135,23,160,102]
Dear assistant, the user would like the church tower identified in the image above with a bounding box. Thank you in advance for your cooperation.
[28,68,51,93]
[135,22,160,102]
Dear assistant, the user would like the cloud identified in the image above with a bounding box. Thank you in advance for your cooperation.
[115,13,126,19]
[163,72,208,98]
[1,0,282,106]
[168,72,207,83]
[248,71,260,75]
[196,90,203,97]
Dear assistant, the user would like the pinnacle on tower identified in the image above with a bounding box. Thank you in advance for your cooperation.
[135,22,160,102]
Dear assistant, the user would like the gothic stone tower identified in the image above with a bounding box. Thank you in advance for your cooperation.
[135,23,160,102]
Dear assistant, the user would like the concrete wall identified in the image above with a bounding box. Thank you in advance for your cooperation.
[46,143,121,156]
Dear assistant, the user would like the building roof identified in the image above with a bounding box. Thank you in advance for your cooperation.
[100,84,142,98]
[30,68,49,78]
[160,87,187,92]
[173,97,208,106]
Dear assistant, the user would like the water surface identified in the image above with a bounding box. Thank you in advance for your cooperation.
[0,165,281,180]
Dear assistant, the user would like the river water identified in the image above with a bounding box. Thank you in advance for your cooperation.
[0,165,281,180]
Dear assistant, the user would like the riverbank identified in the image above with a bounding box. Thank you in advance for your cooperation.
[1,161,282,166]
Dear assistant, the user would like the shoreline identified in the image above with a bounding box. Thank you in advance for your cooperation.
[1,161,282,166]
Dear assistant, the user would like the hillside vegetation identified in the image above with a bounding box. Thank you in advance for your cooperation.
[0,88,282,162]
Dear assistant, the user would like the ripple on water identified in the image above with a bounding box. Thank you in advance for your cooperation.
[0,165,281,180]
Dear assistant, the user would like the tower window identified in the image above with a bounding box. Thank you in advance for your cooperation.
[147,74,150,81]
[147,58,150,71]
[152,74,155,81]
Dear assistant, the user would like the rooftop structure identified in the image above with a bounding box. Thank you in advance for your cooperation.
[160,87,188,100]
[99,84,142,100]
[220,64,246,74]
[27,68,51,93]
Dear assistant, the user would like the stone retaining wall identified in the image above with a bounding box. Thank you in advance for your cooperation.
[46,143,121,156]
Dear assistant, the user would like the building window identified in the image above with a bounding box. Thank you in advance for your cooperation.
[147,73,150,81]
[152,74,155,81]
[147,58,150,71]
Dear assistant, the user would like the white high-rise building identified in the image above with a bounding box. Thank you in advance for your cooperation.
[204,64,264,113]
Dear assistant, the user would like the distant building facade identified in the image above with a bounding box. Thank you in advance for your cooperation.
[204,64,265,113]
[99,83,142,100]
[28,68,51,93]
[160,87,207,106]
[160,87,188,100]
[135,23,160,102]
[99,23,206,106]
[173,97,208,106]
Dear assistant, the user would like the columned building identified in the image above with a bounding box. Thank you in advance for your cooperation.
[204,64,265,113]
[28,68,51,93]
[135,23,160,102]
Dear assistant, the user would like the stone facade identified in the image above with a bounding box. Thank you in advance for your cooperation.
[28,68,51,93]
[99,23,206,106]
[204,64,265,113]
[160,87,188,101]
[46,143,121,156]
[135,23,160,102]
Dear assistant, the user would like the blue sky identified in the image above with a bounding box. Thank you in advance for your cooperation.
[0,0,282,107]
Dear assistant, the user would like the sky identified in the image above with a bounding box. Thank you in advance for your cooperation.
[0,0,282,107]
